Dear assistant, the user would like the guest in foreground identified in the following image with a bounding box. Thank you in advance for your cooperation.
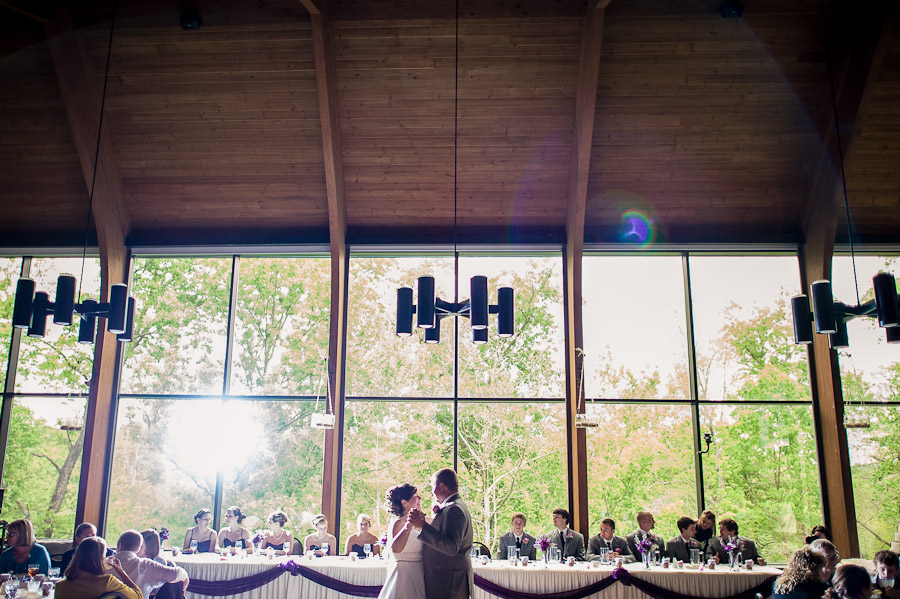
[810,539,840,583]
[545,508,585,561]
[496,513,536,561]
[586,518,634,563]
[667,516,699,563]
[263,511,296,555]
[626,511,666,559]
[807,526,833,544]
[60,522,110,573]
[825,565,873,599]
[183,508,217,553]
[304,513,336,556]
[773,546,828,599]
[218,506,253,552]
[345,514,381,558]
[55,537,142,599]
[874,550,900,598]
[115,530,188,599]
[139,529,170,565]
[0,518,51,575]
[709,518,766,565]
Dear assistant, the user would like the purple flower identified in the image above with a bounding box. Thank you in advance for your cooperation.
[253,532,265,545]
[159,527,170,541]
[723,537,743,553]
[536,535,551,552]
[380,534,388,547]
[636,535,655,554]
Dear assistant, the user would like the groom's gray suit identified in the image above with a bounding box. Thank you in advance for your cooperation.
[417,493,474,599]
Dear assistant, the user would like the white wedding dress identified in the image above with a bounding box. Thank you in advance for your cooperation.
[378,517,426,599]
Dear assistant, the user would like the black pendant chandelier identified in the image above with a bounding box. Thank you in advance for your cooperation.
[394,0,514,345]
[12,0,135,345]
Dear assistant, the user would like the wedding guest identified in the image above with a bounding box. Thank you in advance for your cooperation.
[496,513,537,561]
[810,539,840,583]
[304,514,337,557]
[55,537,142,599]
[874,550,900,598]
[139,529,170,565]
[626,511,666,559]
[825,565,873,599]
[807,526,833,544]
[345,514,381,558]
[773,546,828,599]
[544,508,585,561]
[263,511,295,555]
[60,522,110,574]
[667,516,699,563]
[708,518,766,565]
[183,508,217,553]
[695,510,716,553]
[0,518,51,575]
[586,518,634,563]
[115,530,188,599]
[218,506,253,552]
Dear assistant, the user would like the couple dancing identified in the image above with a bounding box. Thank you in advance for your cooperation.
[379,468,474,599]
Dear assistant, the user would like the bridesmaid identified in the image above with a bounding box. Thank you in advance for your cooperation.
[304,514,338,557]
[261,511,293,555]
[218,506,252,552]
[344,514,381,558]
[183,508,217,553]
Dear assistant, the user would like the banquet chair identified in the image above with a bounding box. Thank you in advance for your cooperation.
[96,593,128,599]
[474,542,491,557]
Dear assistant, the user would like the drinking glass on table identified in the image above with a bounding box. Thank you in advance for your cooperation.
[190,540,198,553]
[47,568,59,580]
[600,550,611,565]
[235,540,243,551]
[26,565,39,579]
[283,542,291,555]
[507,545,517,565]
[364,543,373,559]
[320,542,328,556]
[690,548,700,565]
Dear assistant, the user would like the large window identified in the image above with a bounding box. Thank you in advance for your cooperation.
[1,258,19,391]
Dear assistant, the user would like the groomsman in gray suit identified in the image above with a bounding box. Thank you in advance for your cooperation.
[625,511,667,559]
[586,518,634,562]
[545,508,585,561]
[666,516,699,563]
[496,513,537,561]
[408,468,474,599]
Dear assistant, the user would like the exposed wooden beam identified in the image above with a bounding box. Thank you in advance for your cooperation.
[564,0,607,539]
[0,1,49,23]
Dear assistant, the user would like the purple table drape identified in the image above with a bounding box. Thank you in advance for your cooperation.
[612,567,776,599]
[473,571,618,599]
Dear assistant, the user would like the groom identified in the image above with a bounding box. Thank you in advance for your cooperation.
[408,468,474,599]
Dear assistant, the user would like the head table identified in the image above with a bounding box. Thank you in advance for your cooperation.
[170,552,781,599]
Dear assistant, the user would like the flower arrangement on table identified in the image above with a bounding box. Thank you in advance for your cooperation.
[535,535,551,553]
[158,527,170,542]
[722,537,743,554]
[380,534,389,548]
[635,535,655,555]
[253,532,265,547]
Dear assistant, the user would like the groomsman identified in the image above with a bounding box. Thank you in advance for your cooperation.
[545,508,585,561]
[586,518,634,562]
[666,516,699,562]
[625,511,666,558]
[496,513,537,561]
[708,518,766,565]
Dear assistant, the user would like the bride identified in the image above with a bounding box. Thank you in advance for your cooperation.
[378,483,426,599]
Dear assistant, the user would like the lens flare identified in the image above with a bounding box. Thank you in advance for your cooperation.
[619,210,656,248]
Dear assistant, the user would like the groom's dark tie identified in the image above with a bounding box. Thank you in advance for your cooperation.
[557,531,565,553]
[516,537,522,550]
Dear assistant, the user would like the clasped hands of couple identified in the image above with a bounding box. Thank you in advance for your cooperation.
[405,508,428,530]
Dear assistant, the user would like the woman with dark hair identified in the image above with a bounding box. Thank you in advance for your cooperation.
[262,511,294,555]
[55,537,143,599]
[773,546,829,599]
[218,506,253,552]
[825,565,873,599]
[376,483,426,599]
[304,514,337,557]
[139,529,169,565]
[806,526,833,544]
[0,518,51,575]
[183,508,217,553]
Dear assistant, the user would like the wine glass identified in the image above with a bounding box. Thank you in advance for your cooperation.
[321,542,329,556]
[364,543,373,559]
[190,540,199,553]
[48,568,60,579]
[235,540,243,550]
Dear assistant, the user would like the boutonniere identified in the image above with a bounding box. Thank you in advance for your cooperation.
[614,548,621,553]
[432,504,442,514]
[567,532,573,539]
[523,538,530,543]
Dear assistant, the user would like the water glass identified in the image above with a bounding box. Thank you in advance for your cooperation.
[47,569,59,580]
[235,540,243,551]
[471,547,479,560]
[690,548,700,565]
[600,550,611,565]
[549,546,560,563]
[507,545,517,564]
[363,543,373,559]
[314,542,322,555]
[25,580,39,596]
[190,540,199,553]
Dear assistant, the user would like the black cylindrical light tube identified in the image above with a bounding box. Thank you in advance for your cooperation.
[829,319,850,349]
[425,321,441,344]
[12,278,35,329]
[790,295,814,344]
[53,274,77,325]
[470,276,488,330]
[78,300,98,344]
[810,280,836,334]
[27,292,50,338]
[117,297,136,342]
[886,326,900,344]
[107,283,128,334]
[873,272,900,328]
[497,287,514,337]
[396,287,414,336]
[472,327,488,345]
[417,276,436,329]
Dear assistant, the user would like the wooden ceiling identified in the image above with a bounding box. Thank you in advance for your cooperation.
[0,0,897,249]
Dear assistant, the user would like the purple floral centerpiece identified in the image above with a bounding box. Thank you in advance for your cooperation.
[723,537,743,569]
[253,532,265,546]
[635,535,655,569]
[157,527,169,547]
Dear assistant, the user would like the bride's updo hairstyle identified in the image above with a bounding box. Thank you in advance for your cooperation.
[385,483,417,516]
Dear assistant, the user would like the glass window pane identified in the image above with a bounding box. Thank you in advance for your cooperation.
[15,257,100,394]
[230,257,331,396]
[0,395,85,537]
[346,256,454,397]
[690,255,809,401]
[585,404,697,537]
[457,401,567,556]
[700,404,821,562]
[583,255,689,399]
[120,257,231,395]
[0,258,21,390]
[457,256,564,399]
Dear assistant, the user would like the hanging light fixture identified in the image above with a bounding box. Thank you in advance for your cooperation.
[11,0,135,345]
[395,0,514,344]
[790,2,899,349]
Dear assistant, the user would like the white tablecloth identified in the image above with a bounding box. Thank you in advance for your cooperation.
[171,553,781,599]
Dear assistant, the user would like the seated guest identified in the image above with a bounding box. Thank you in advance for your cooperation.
[545,508,585,561]
[262,511,294,555]
[586,518,634,563]
[55,537,142,599]
[807,526,833,544]
[183,508,217,553]
[773,546,828,599]
[0,518,51,575]
[60,522,110,573]
[695,510,716,553]
[218,506,253,552]
[345,514,381,558]
[825,565,873,599]
[115,530,188,599]
[139,529,170,565]
[874,550,900,598]
[667,516,699,563]
[304,514,337,557]
[709,518,766,565]
[810,539,840,583]
[496,513,537,561]
[626,511,666,559]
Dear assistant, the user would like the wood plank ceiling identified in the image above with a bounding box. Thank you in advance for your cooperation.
[0,0,897,249]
